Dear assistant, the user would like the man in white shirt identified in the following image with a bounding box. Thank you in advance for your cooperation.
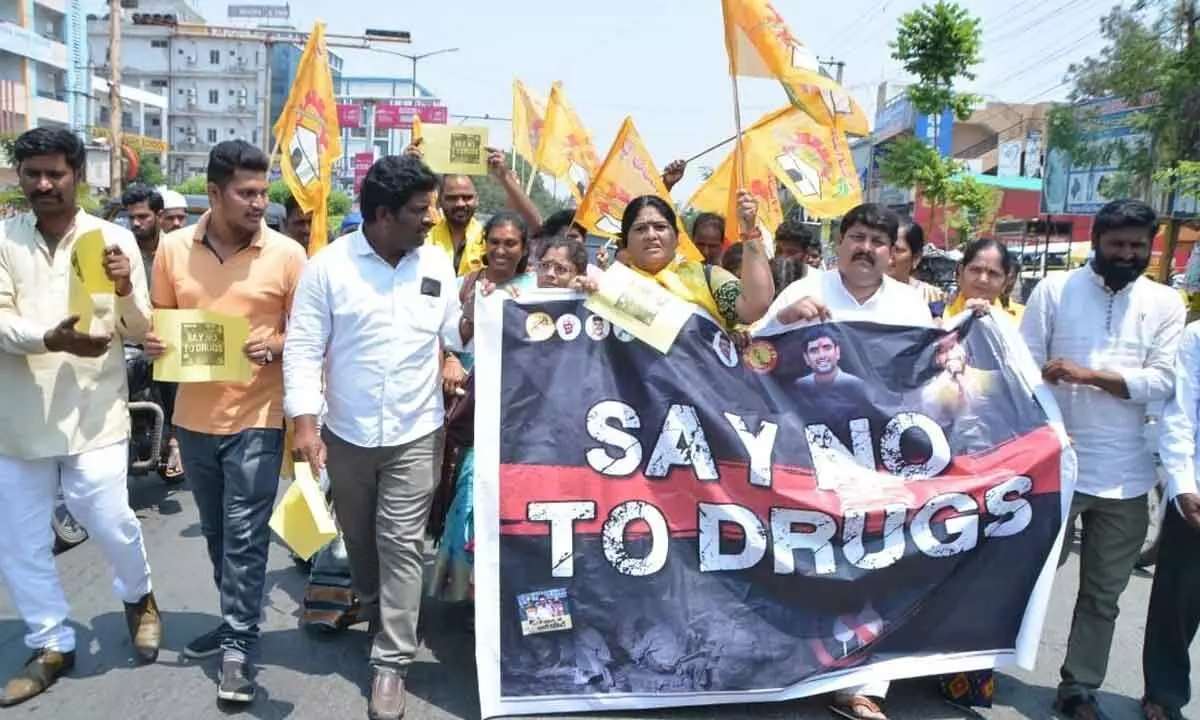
[0,128,160,706]
[285,154,463,720]
[1148,319,1200,720]
[765,203,932,720]
[1020,199,1185,720]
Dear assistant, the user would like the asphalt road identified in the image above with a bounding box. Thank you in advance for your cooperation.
[0,474,1195,720]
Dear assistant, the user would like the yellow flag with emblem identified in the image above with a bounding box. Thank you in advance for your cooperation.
[511,79,546,168]
[721,0,868,137]
[687,137,785,248]
[746,105,862,218]
[532,82,601,201]
[575,117,702,262]
[273,20,341,256]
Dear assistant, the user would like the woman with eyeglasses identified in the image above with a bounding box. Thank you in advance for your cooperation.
[535,235,589,288]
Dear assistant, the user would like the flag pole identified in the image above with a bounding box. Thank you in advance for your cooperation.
[524,164,538,195]
[730,72,746,188]
[685,134,738,164]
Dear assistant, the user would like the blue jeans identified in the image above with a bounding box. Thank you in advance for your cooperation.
[176,427,283,657]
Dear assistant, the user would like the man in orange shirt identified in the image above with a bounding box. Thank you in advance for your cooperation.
[145,140,305,706]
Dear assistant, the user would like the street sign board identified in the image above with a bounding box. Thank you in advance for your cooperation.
[227,4,290,19]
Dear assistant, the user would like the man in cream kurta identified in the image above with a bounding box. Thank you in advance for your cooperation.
[0,127,160,707]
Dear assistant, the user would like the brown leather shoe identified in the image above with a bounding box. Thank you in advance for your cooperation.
[0,648,76,707]
[367,668,406,720]
[124,591,162,664]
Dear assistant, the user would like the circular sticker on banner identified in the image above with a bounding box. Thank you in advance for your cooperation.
[711,332,739,368]
[613,326,635,343]
[584,315,610,341]
[743,340,779,373]
[525,312,555,342]
[556,313,582,341]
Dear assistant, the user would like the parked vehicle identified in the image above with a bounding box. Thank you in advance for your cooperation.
[52,345,169,553]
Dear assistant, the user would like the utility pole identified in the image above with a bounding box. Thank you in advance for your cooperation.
[819,57,846,83]
[108,0,123,197]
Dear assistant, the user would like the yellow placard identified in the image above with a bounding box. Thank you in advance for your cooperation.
[269,462,337,561]
[151,309,252,383]
[69,229,115,333]
[583,262,696,354]
[418,124,490,176]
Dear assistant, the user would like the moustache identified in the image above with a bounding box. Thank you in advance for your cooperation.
[30,190,62,201]
[851,252,875,265]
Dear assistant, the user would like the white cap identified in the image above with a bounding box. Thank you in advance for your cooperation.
[160,189,187,210]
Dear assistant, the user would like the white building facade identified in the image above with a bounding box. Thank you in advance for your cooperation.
[0,0,83,131]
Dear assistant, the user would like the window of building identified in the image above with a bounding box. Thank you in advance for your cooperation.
[151,117,161,127]
[149,79,168,88]
[350,127,366,138]
[206,128,217,143]
[150,39,168,49]
[209,50,220,65]
[208,89,219,104]
[252,130,258,145]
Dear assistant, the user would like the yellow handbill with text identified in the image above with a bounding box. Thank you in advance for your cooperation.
[583,262,694,354]
[151,309,252,383]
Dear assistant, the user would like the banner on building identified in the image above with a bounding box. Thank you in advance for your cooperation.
[337,104,363,129]
[998,140,1023,177]
[352,151,373,192]
[474,295,1075,718]
[374,103,449,131]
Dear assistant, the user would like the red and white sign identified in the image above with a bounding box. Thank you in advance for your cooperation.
[337,103,363,129]
[373,103,449,131]
[353,152,374,193]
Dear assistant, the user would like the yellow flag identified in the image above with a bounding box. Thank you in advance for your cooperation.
[412,113,423,142]
[748,106,863,218]
[721,0,869,137]
[273,21,341,256]
[576,117,702,262]
[511,79,546,167]
[687,138,785,247]
[532,82,601,201]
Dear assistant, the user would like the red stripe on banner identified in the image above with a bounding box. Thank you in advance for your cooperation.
[499,425,1063,536]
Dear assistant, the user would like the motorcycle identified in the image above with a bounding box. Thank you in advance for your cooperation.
[51,344,168,553]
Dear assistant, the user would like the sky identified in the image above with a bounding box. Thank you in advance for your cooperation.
[175,0,1110,201]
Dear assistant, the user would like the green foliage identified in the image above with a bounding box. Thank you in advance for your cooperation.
[0,183,100,213]
[476,151,566,218]
[882,0,984,220]
[1049,2,1200,208]
[132,154,165,187]
[0,132,15,166]
[172,175,208,195]
[890,1,984,121]
[946,176,1002,244]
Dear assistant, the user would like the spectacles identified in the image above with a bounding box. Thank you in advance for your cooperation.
[537,260,574,275]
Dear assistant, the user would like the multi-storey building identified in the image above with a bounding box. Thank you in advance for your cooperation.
[86,0,340,182]
[0,0,86,131]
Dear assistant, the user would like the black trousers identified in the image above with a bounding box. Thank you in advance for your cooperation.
[1143,505,1200,711]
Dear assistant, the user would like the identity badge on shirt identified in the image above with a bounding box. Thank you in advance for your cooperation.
[420,277,442,297]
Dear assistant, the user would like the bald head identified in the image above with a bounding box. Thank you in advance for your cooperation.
[440,174,478,228]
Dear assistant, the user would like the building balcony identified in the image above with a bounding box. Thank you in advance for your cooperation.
[0,20,67,70]
[172,104,256,118]
[31,94,68,124]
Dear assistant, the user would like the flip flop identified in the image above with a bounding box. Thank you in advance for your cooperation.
[163,444,185,480]
[829,695,888,720]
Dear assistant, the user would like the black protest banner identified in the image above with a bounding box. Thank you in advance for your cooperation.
[473,296,1074,718]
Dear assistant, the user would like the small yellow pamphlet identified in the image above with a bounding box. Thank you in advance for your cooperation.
[68,229,115,333]
[151,309,252,383]
[269,462,337,561]
[583,262,695,354]
[419,124,490,176]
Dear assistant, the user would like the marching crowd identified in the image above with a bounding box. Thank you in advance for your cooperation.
[0,123,1197,720]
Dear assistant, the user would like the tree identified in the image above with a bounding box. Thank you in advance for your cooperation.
[173,175,207,195]
[946,176,1003,245]
[267,179,351,215]
[880,1,984,244]
[1046,2,1200,225]
[132,153,166,187]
